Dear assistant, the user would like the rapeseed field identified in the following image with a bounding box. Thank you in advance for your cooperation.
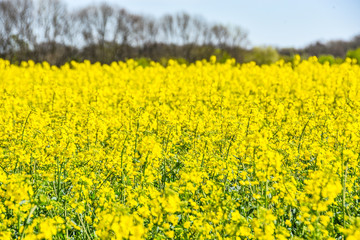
[0,56,360,239]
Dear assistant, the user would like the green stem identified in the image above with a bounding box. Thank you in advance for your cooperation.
[20,206,37,239]
[342,160,348,228]
[21,110,32,142]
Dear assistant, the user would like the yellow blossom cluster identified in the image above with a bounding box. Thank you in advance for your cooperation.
[0,56,360,239]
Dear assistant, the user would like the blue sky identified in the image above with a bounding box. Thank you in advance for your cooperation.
[63,0,360,48]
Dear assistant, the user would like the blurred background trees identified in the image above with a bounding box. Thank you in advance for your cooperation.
[346,48,360,64]
[0,0,359,65]
[245,46,279,65]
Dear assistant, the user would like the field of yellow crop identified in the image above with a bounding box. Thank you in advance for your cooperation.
[0,56,360,239]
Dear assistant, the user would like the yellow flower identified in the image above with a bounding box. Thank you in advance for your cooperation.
[0,56,360,239]
[184,221,191,229]
[285,220,291,227]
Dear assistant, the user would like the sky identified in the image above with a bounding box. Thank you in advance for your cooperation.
[63,0,360,48]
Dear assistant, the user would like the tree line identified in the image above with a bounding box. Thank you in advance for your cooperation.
[279,36,360,63]
[0,0,359,65]
[0,0,249,65]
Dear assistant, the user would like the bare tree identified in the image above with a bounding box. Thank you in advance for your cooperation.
[74,3,115,46]
[0,0,15,52]
[210,24,230,48]
[0,0,35,52]
[229,25,248,48]
[127,14,146,46]
[143,16,159,45]
[114,8,130,45]
[160,14,175,44]
[35,0,69,44]
[175,12,190,45]
[188,15,208,45]
[98,3,115,45]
